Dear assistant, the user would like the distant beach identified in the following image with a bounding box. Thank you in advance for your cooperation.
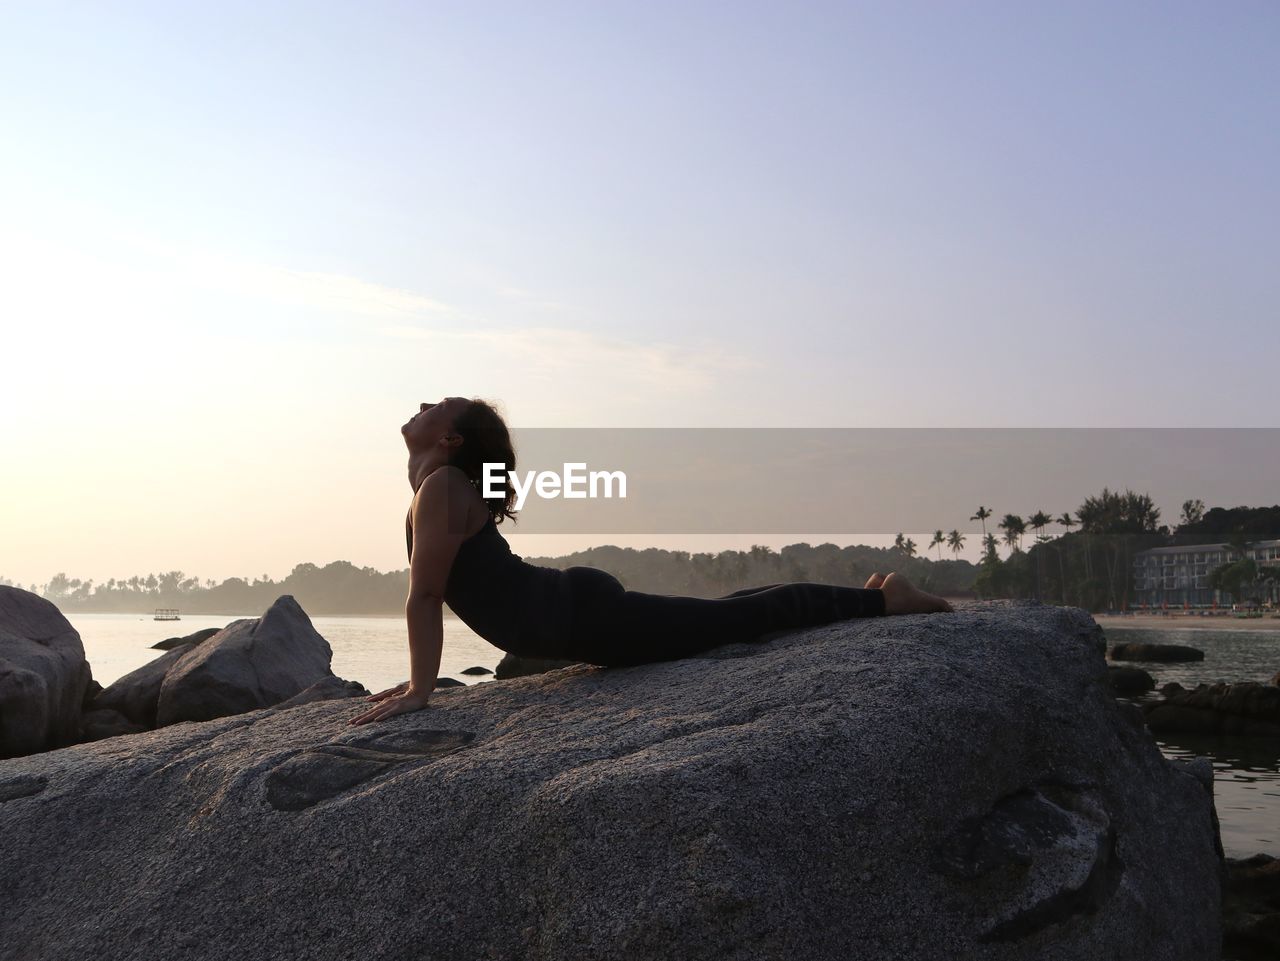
[1094,613,1280,633]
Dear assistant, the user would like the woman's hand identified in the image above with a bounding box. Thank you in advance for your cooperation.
[365,680,410,703]
[348,684,432,726]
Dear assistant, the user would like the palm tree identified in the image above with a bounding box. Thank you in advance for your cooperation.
[929,530,946,561]
[902,537,917,558]
[982,533,999,558]
[971,506,992,540]
[1027,510,1053,601]
[1029,511,1052,544]
[999,514,1026,552]
[1055,513,1076,605]
[947,529,966,560]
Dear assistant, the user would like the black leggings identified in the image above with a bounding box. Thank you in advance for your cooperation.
[560,567,886,667]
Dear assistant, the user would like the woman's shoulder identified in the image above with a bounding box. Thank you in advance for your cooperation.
[413,465,489,534]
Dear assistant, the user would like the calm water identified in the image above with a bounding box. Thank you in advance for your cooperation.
[72,611,504,697]
[68,614,1276,858]
[1104,626,1279,859]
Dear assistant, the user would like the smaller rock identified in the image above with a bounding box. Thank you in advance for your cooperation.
[272,677,370,710]
[80,708,147,742]
[460,666,493,676]
[153,627,223,651]
[1105,666,1155,695]
[434,677,465,688]
[1224,853,1280,960]
[495,652,582,680]
[156,596,336,726]
[81,678,104,707]
[92,641,199,728]
[1109,642,1204,663]
[1143,681,1280,737]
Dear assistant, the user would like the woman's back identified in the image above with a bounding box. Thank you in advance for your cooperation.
[406,508,573,658]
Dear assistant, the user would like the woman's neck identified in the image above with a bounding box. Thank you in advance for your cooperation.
[406,449,447,493]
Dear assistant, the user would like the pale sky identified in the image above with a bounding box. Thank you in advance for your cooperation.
[2,1,1277,588]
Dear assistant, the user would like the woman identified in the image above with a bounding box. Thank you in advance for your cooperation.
[349,397,953,726]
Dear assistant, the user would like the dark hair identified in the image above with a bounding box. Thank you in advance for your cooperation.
[447,398,518,524]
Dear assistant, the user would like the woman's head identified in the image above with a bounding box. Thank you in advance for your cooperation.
[447,398,518,523]
[403,396,518,523]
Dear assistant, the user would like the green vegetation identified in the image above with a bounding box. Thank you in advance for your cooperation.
[4,493,1276,615]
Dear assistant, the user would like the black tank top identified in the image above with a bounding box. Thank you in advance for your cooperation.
[406,509,572,658]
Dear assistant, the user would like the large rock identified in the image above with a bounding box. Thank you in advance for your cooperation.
[154,595,335,726]
[0,602,1223,960]
[0,587,93,758]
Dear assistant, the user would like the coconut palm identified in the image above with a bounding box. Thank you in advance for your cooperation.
[947,529,966,560]
[1029,511,1053,544]
[999,514,1026,552]
[1055,513,1076,605]
[970,506,992,540]
[929,529,946,561]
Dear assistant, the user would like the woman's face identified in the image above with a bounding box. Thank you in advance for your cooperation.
[401,396,470,450]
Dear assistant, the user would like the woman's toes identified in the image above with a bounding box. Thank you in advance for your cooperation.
[865,572,886,589]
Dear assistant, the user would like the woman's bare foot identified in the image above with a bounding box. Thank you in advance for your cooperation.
[878,571,954,615]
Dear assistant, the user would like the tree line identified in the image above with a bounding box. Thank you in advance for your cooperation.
[5,493,1276,615]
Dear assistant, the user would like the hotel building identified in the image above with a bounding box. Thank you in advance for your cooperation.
[1131,539,1280,609]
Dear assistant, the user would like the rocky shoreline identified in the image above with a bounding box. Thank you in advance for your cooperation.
[0,592,1233,959]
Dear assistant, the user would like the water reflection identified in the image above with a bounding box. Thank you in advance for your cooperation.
[1154,731,1280,859]
[1106,626,1280,859]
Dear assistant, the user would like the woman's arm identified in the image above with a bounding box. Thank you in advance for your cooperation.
[406,595,444,693]
[349,466,473,726]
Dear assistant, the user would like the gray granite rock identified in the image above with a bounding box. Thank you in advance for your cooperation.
[79,707,147,742]
[155,595,335,727]
[494,651,581,679]
[0,587,93,758]
[1143,681,1280,737]
[0,602,1222,960]
[152,626,223,651]
[1105,665,1156,695]
[1109,642,1204,663]
[91,641,200,728]
[273,676,370,710]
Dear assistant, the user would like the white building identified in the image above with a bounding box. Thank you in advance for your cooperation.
[1131,539,1280,608]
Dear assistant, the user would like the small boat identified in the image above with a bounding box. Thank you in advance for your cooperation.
[154,608,181,621]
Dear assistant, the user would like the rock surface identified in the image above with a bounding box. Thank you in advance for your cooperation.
[0,601,1223,961]
[1224,853,1280,960]
[152,627,223,651]
[494,650,581,679]
[155,595,336,726]
[0,587,93,758]
[92,639,206,728]
[1105,665,1156,695]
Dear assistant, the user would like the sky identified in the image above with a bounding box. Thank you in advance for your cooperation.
[2,1,1277,589]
